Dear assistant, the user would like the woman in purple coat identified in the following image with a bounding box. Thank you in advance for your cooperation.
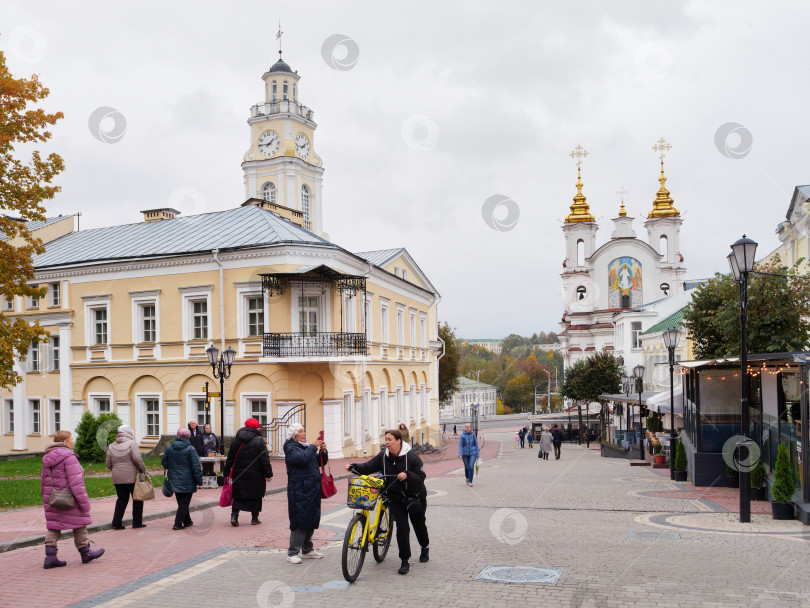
[40,430,105,568]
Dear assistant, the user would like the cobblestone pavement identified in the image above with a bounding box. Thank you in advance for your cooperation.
[4,431,810,608]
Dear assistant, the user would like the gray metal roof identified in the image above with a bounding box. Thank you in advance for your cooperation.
[34,205,337,269]
[354,248,404,267]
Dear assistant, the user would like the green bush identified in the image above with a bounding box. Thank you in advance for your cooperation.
[726,462,739,478]
[771,442,795,504]
[674,438,687,472]
[750,459,766,489]
[74,411,122,462]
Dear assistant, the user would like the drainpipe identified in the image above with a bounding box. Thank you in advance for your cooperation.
[781,221,799,267]
[212,249,225,351]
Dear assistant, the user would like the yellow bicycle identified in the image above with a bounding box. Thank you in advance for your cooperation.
[341,473,394,582]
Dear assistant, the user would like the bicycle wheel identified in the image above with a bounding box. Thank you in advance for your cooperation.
[341,512,367,583]
[372,506,392,563]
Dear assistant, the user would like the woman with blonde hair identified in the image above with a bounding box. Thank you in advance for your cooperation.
[41,430,104,568]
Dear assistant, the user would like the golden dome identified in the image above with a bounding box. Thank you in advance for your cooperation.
[565,167,595,223]
[649,160,680,218]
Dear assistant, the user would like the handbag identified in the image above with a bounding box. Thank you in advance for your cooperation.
[320,450,336,499]
[47,465,75,510]
[219,442,244,508]
[162,469,173,498]
[134,472,155,501]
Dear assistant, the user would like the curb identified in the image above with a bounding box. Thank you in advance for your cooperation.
[0,473,353,554]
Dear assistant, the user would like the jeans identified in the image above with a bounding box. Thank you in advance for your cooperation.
[112,483,143,527]
[461,455,476,483]
[288,529,314,556]
[174,492,193,526]
[388,498,429,562]
[554,444,561,459]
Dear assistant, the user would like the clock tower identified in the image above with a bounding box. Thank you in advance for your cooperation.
[242,51,325,236]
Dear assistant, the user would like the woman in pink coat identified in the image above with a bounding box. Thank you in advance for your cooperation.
[40,430,105,569]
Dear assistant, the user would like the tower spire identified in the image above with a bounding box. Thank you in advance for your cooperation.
[649,138,680,218]
[565,145,595,223]
[617,187,628,217]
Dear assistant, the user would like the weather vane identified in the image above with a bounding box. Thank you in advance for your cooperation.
[652,137,671,161]
[569,145,589,167]
[276,20,284,55]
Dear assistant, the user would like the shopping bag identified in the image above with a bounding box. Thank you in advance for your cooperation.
[475,458,481,476]
[219,478,233,507]
[320,451,337,498]
[161,469,173,498]
[133,472,155,501]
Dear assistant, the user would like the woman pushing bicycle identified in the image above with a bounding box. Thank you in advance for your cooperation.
[346,428,429,575]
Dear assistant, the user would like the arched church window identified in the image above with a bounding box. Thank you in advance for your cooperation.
[271,81,277,102]
[576,239,585,267]
[261,182,276,204]
[576,285,587,300]
[283,81,289,101]
[660,282,670,296]
[659,235,668,260]
[301,185,312,230]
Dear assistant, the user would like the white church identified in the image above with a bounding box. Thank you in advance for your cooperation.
[558,144,687,370]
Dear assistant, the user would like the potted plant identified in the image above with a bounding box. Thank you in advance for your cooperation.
[652,440,665,465]
[771,441,795,520]
[673,438,688,481]
[726,462,740,488]
[750,459,767,501]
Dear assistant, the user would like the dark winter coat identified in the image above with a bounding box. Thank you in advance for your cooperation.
[284,440,327,531]
[201,431,219,455]
[187,425,205,456]
[551,428,564,446]
[518,429,526,439]
[41,443,92,530]
[224,427,273,502]
[161,437,202,494]
[351,442,426,504]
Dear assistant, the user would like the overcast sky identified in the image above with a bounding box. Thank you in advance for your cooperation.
[3,1,809,339]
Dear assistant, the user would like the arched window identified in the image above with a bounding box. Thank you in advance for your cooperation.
[660,282,670,296]
[659,235,668,260]
[301,185,311,230]
[261,182,276,204]
[283,81,289,101]
[271,81,277,102]
[576,239,585,267]
[576,285,587,301]
[293,84,297,101]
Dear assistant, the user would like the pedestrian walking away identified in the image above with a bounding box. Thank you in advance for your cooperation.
[41,430,104,569]
[539,427,553,460]
[224,418,273,526]
[526,430,534,448]
[551,425,564,460]
[105,424,147,530]
[458,424,480,486]
[161,427,203,530]
[453,424,457,437]
[518,427,526,448]
[284,423,327,563]
[347,429,429,576]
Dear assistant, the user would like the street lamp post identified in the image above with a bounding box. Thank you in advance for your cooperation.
[633,364,645,460]
[206,344,236,446]
[728,234,758,524]
[542,369,551,414]
[662,328,682,481]
[621,374,630,433]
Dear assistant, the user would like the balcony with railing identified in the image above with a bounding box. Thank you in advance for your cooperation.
[263,332,366,357]
[250,100,314,121]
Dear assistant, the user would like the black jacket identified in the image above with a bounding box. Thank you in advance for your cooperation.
[187,425,205,456]
[224,427,273,501]
[284,440,328,531]
[551,428,564,446]
[351,442,426,503]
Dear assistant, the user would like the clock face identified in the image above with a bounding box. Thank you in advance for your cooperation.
[295,133,310,160]
[258,130,280,157]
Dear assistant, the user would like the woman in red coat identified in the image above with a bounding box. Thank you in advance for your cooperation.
[40,430,105,568]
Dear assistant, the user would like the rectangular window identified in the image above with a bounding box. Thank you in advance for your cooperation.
[420,315,426,347]
[247,297,264,337]
[49,399,61,434]
[4,297,13,311]
[402,269,407,280]
[380,303,389,343]
[364,297,373,340]
[396,307,404,345]
[299,296,318,334]
[50,282,61,307]
[29,341,40,372]
[631,322,642,349]
[410,311,416,346]
[49,336,60,371]
[95,398,111,414]
[3,399,14,433]
[396,387,403,422]
[145,399,160,436]
[193,301,208,339]
[94,308,108,345]
[343,393,353,436]
[28,288,39,308]
[29,399,40,434]
[249,399,268,426]
[283,81,289,100]
[142,305,156,342]
[193,398,207,426]
[344,293,356,333]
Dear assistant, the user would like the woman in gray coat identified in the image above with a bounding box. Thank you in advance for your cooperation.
[538,428,553,460]
[106,424,147,529]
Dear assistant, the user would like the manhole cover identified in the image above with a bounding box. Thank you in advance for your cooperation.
[629,531,680,539]
[474,565,562,585]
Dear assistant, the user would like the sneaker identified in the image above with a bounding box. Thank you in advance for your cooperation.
[287,555,302,564]
[465,480,471,486]
[398,561,410,575]
[301,550,324,559]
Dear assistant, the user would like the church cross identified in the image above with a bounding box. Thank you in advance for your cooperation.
[569,145,589,167]
[652,137,671,161]
[276,21,284,54]
[616,186,628,201]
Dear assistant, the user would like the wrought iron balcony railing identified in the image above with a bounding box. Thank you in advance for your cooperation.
[250,100,314,121]
[263,332,367,357]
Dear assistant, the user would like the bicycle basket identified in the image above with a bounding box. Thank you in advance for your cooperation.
[347,475,385,510]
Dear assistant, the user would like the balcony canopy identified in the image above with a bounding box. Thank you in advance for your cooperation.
[260,264,366,297]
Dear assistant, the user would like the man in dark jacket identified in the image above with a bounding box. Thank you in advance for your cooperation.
[551,425,564,460]
[346,428,429,575]
[224,418,272,526]
[187,420,205,457]
[518,427,526,448]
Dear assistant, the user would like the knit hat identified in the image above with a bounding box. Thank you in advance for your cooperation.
[177,427,191,438]
[286,423,304,440]
[244,418,261,429]
[117,424,134,436]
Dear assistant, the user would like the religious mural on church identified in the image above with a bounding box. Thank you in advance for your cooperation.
[608,257,642,308]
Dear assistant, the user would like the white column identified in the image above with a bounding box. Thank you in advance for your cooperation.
[58,324,74,433]
[354,396,363,453]
[12,362,25,450]
[370,394,380,453]
[322,398,344,458]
